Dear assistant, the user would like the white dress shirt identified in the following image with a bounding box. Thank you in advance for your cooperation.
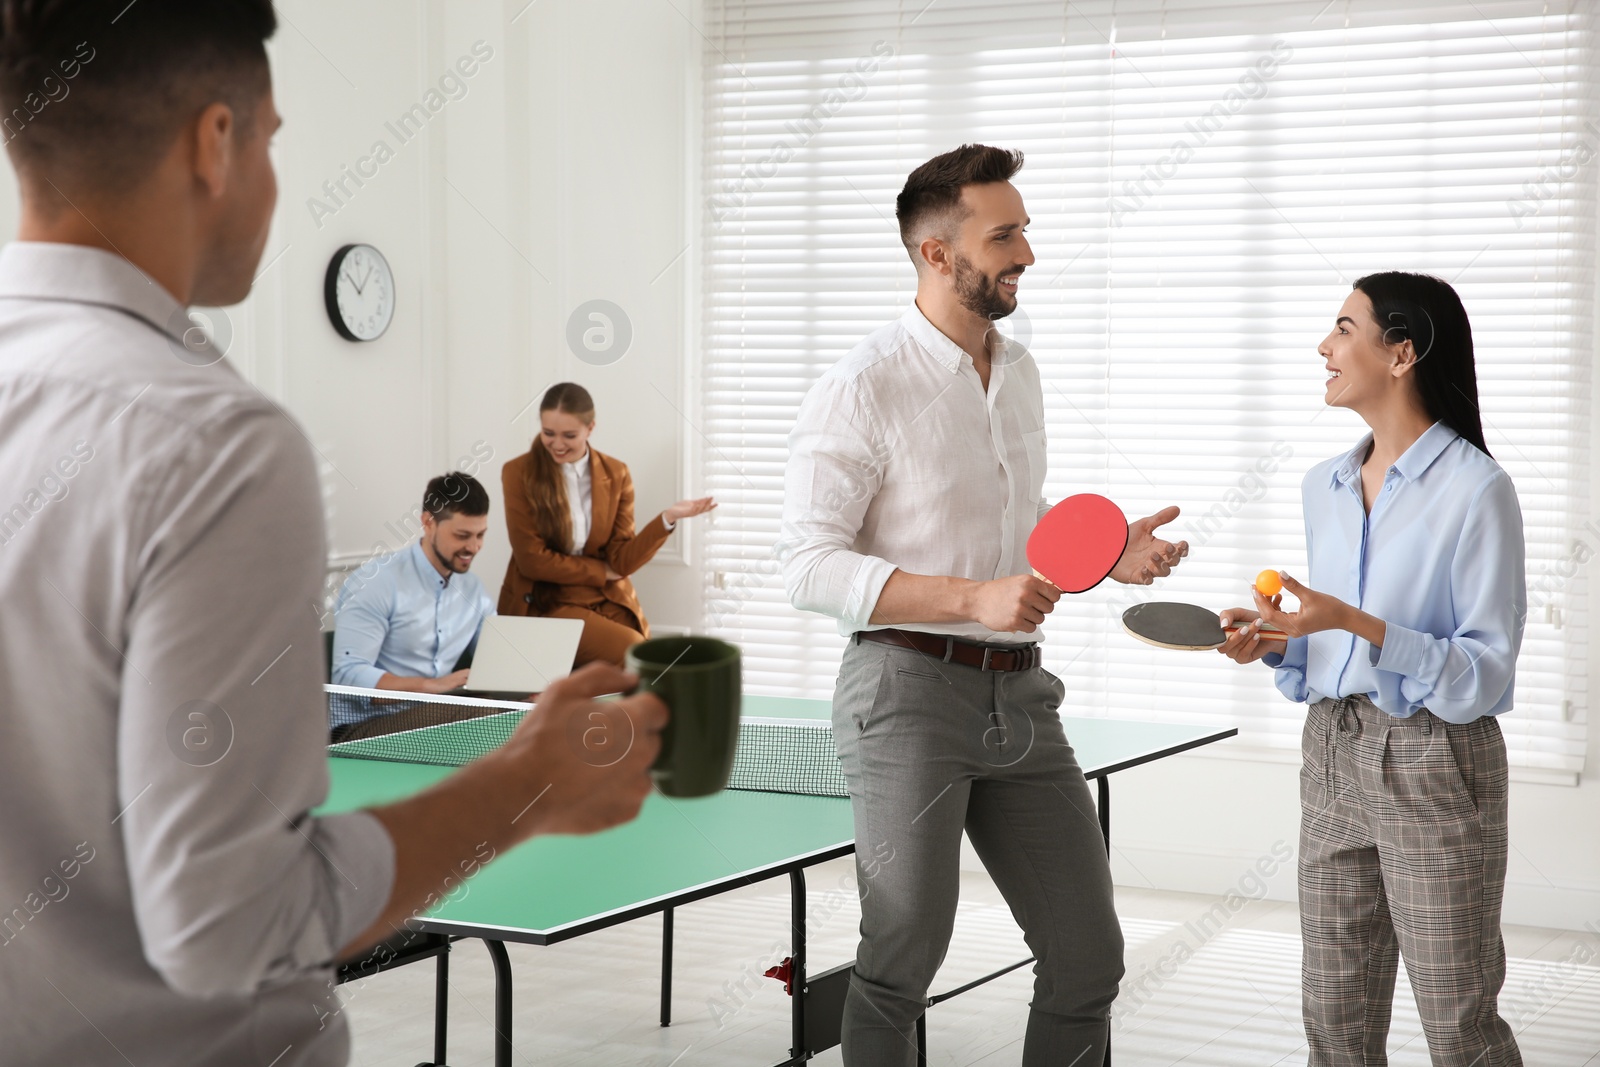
[563,450,593,553]
[0,242,393,1066]
[781,302,1050,644]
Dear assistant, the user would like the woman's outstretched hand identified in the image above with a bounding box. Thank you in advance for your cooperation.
[664,497,717,524]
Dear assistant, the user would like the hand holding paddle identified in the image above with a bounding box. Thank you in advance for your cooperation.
[971,574,1061,634]
[1110,505,1189,586]
[1216,609,1281,663]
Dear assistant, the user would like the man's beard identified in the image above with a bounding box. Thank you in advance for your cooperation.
[431,533,472,574]
[953,254,1017,322]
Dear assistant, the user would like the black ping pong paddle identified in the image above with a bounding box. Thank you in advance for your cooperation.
[1121,601,1288,651]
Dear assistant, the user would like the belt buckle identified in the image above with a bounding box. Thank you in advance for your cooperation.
[981,646,998,671]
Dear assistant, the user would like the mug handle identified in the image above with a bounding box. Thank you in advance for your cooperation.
[629,675,675,773]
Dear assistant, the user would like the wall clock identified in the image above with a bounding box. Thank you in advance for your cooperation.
[324,243,395,342]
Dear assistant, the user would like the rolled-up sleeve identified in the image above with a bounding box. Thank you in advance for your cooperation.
[119,409,395,998]
[1370,472,1525,723]
[779,374,898,629]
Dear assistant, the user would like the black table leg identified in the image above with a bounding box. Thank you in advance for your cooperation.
[484,939,512,1067]
[433,944,450,1065]
[1099,776,1112,1067]
[661,906,675,1027]
[1097,776,1110,857]
[790,868,808,1062]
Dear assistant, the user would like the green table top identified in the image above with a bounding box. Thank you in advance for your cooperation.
[740,696,1234,781]
[320,697,1232,943]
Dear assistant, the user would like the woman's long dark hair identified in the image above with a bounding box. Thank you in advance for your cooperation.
[1351,271,1491,457]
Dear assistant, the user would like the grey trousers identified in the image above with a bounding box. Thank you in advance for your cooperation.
[832,637,1124,1067]
[1300,696,1521,1067]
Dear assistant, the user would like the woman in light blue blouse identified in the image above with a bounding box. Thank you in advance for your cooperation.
[1219,272,1524,1067]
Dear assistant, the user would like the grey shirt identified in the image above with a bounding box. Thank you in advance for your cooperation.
[0,243,394,1066]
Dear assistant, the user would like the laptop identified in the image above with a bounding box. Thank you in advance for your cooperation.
[456,615,585,700]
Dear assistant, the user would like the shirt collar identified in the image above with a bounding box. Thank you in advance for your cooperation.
[1331,437,1369,487]
[409,540,449,589]
[0,241,190,345]
[1394,422,1459,481]
[562,451,591,481]
[901,301,971,374]
[1330,421,1459,487]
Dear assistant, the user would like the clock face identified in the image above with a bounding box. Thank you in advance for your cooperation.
[324,243,395,342]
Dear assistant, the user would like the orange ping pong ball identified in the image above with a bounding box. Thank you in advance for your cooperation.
[1255,570,1284,597]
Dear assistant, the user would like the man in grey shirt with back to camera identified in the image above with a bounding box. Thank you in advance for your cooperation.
[0,3,666,1065]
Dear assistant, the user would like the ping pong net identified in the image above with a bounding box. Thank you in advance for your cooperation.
[325,684,848,798]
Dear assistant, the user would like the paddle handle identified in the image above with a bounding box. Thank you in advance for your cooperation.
[1223,622,1289,642]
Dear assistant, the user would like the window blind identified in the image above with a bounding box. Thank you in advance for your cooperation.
[701,0,1595,779]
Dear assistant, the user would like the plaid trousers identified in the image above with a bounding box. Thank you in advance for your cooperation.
[1299,695,1521,1067]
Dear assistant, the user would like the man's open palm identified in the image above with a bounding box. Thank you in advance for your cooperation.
[1111,505,1188,585]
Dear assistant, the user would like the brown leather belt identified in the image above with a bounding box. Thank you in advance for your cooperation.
[856,628,1040,672]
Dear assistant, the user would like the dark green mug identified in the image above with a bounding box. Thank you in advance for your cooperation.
[626,636,742,798]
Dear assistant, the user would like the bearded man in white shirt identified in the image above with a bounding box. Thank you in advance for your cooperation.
[782,144,1188,1066]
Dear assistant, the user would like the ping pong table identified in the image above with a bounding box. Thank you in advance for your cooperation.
[322,694,1235,1066]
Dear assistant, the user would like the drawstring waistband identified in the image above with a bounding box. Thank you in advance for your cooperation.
[1316,694,1435,785]
[1318,694,1433,734]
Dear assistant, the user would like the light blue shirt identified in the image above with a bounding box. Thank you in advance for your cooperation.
[331,541,494,724]
[1266,422,1526,724]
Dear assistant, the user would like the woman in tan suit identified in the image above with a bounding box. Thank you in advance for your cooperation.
[498,382,715,666]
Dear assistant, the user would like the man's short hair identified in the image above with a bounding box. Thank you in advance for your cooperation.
[0,0,277,188]
[422,473,490,522]
[895,144,1024,264]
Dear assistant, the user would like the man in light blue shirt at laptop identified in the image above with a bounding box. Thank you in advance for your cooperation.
[331,472,496,740]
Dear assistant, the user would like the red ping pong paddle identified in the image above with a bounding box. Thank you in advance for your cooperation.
[1026,494,1128,594]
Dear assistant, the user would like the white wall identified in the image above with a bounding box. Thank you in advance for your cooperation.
[263,0,703,630]
[1,0,1592,930]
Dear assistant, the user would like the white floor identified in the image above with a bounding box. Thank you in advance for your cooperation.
[340,858,1600,1066]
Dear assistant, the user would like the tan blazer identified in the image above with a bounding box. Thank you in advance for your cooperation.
[496,448,672,635]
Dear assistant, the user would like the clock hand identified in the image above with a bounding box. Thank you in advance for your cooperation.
[343,270,363,295]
